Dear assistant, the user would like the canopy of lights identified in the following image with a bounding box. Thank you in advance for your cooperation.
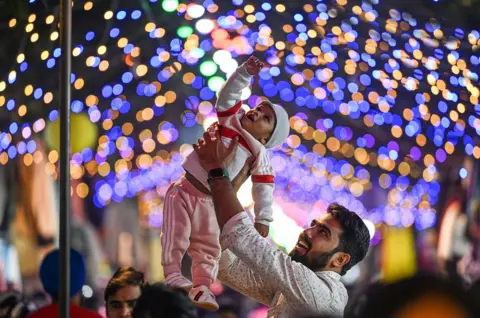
[0,0,479,248]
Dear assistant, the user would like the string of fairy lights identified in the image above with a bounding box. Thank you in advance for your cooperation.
[0,0,478,232]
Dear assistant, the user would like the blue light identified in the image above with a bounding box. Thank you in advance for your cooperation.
[459,168,468,179]
[6,100,15,111]
[102,85,113,98]
[200,87,214,100]
[20,62,28,72]
[261,2,272,10]
[53,48,61,58]
[293,13,303,22]
[9,123,18,134]
[34,88,43,99]
[122,72,133,83]
[324,118,333,129]
[124,44,134,54]
[49,110,59,122]
[7,146,17,159]
[110,28,120,38]
[71,100,84,113]
[92,57,101,67]
[17,142,26,155]
[131,10,142,20]
[27,140,36,153]
[150,56,162,67]
[47,58,56,68]
[119,101,131,114]
[85,31,95,41]
[116,10,127,20]
[255,12,266,21]
[113,84,123,95]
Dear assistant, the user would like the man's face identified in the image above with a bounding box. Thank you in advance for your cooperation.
[106,285,142,318]
[240,102,276,144]
[289,214,347,271]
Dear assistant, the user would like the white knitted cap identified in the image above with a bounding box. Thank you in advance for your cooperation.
[264,102,290,149]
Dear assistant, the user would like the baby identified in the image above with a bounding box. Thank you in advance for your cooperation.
[161,56,290,311]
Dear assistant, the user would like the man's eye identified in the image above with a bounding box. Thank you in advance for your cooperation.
[127,301,137,308]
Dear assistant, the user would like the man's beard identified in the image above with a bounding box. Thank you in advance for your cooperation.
[289,247,340,271]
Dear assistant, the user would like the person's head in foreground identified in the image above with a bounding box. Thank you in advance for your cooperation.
[39,248,86,304]
[0,291,31,318]
[289,203,370,275]
[240,56,290,148]
[132,283,197,318]
[357,274,479,318]
[105,267,146,318]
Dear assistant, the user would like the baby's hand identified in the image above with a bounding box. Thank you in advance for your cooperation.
[245,56,264,76]
[254,222,270,238]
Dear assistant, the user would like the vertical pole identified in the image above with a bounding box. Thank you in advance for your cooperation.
[59,0,72,316]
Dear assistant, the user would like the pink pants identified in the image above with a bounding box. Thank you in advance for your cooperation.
[161,177,221,287]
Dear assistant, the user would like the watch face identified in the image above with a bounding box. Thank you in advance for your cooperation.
[209,168,225,178]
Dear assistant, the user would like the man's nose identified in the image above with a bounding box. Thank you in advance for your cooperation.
[303,227,315,239]
[121,306,132,317]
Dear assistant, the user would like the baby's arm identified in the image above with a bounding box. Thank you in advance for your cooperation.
[250,153,275,237]
[216,56,263,113]
[251,182,274,237]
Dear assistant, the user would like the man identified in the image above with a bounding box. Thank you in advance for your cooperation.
[132,283,197,318]
[193,130,371,317]
[27,248,102,318]
[104,267,146,318]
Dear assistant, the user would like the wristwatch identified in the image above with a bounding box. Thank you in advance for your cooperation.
[207,168,229,183]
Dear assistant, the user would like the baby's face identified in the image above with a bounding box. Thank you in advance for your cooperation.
[240,101,276,145]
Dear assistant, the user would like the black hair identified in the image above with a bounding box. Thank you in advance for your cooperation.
[0,292,30,318]
[104,267,146,302]
[132,283,197,318]
[356,275,479,317]
[327,203,370,275]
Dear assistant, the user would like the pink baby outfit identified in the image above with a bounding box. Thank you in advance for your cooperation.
[161,63,278,287]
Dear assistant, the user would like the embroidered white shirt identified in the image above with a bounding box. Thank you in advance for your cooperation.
[219,212,348,318]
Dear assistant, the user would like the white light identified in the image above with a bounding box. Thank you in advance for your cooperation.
[195,19,214,34]
[213,50,232,65]
[341,264,360,285]
[270,203,303,252]
[237,177,253,208]
[82,285,93,298]
[221,59,239,75]
[240,87,251,100]
[363,219,376,240]
[187,4,205,19]
[202,116,218,131]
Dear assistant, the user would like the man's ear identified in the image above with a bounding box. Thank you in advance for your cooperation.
[332,252,351,269]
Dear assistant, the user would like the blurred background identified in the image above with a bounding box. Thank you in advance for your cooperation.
[0,0,479,316]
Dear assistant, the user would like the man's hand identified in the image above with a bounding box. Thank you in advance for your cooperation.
[245,56,264,76]
[193,127,239,172]
[231,157,255,193]
[254,223,270,238]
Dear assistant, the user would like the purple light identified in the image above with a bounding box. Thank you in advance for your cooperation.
[410,147,421,161]
[435,149,447,162]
